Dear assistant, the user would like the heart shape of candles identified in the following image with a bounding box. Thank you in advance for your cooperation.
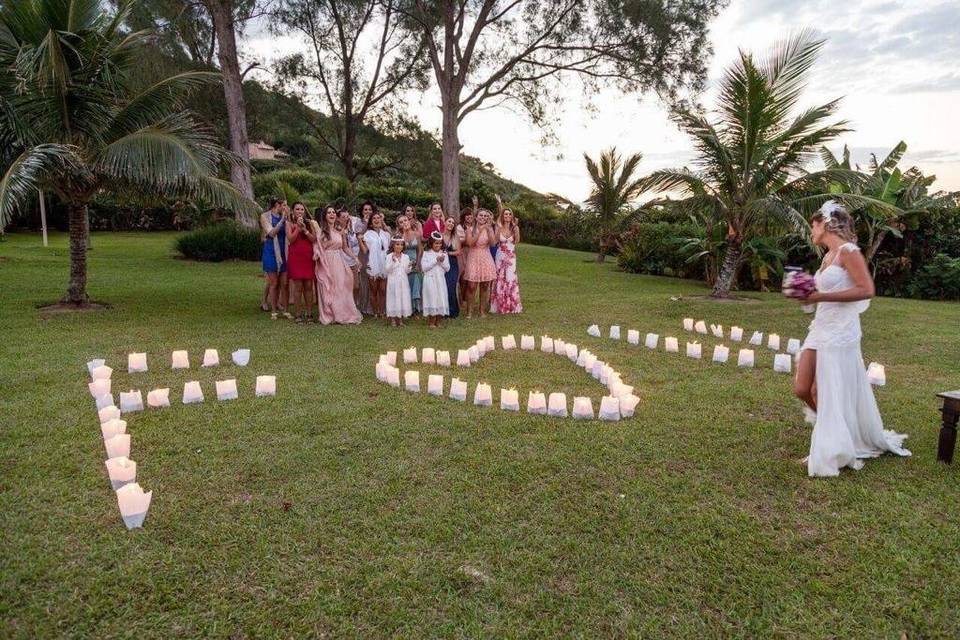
[375,336,639,422]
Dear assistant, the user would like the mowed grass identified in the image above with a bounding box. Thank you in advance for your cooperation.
[1,231,959,639]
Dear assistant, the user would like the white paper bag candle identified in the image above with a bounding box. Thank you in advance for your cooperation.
[500,388,520,411]
[421,348,435,364]
[104,456,136,490]
[527,391,546,414]
[86,359,105,375]
[609,325,621,340]
[116,482,152,529]
[576,350,589,367]
[403,370,420,393]
[403,347,417,364]
[610,382,634,399]
[255,375,276,397]
[554,339,566,355]
[89,378,111,398]
[183,381,204,403]
[583,353,597,370]
[473,383,492,406]
[694,320,707,334]
[376,361,387,381]
[202,349,219,367]
[171,350,190,369]
[787,338,801,355]
[867,362,886,386]
[749,331,763,346]
[216,379,238,401]
[385,367,400,388]
[476,338,488,356]
[686,342,702,359]
[591,360,605,380]
[730,326,743,342]
[449,378,467,401]
[436,350,451,366]
[665,337,679,353]
[483,336,495,351]
[600,365,613,385]
[773,353,792,373]
[711,324,724,338]
[99,405,121,424]
[100,418,126,441]
[427,374,444,396]
[468,345,480,363]
[146,388,170,408]
[767,334,781,351]
[737,349,755,368]
[572,397,594,420]
[457,349,471,367]
[683,318,694,331]
[127,352,148,373]
[599,396,621,421]
[587,324,601,337]
[520,335,535,350]
[502,334,517,350]
[547,392,568,417]
[620,394,640,418]
[385,351,397,366]
[540,336,554,353]
[712,345,729,363]
[119,390,143,414]
[95,394,114,410]
[627,329,640,345]
[232,349,250,366]
[91,365,112,381]
[104,433,130,459]
[565,343,578,361]
[645,333,659,349]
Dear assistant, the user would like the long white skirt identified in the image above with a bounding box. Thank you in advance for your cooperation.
[421,269,449,317]
[385,273,412,318]
[807,345,911,477]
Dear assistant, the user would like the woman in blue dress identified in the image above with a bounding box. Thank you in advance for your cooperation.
[260,197,291,320]
[442,214,461,318]
[398,215,422,315]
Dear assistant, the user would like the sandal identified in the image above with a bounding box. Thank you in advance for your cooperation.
[270,312,278,320]
[295,316,304,324]
[282,311,293,320]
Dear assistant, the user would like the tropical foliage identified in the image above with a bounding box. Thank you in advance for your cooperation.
[583,147,645,262]
[0,0,257,303]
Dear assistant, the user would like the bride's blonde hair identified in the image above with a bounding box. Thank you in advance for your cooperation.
[811,201,857,243]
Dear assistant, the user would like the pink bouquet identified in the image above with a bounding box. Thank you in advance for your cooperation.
[782,268,816,300]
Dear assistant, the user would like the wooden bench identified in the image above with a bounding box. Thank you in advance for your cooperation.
[938,390,960,463]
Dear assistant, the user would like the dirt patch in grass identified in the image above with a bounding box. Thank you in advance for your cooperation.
[37,301,110,315]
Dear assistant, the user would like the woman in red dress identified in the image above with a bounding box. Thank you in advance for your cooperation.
[285,202,316,323]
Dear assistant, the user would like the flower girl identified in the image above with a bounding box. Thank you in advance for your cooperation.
[421,231,450,327]
[385,235,412,326]
[792,200,910,477]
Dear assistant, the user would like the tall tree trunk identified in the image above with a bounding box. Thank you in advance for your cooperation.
[865,228,887,276]
[63,202,90,304]
[441,98,461,218]
[207,0,255,225]
[712,237,743,297]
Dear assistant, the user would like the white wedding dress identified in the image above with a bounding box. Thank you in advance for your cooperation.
[801,242,911,477]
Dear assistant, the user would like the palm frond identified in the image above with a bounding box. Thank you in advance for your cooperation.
[108,71,222,138]
[0,143,83,226]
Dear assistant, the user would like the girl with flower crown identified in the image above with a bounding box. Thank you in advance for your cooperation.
[384,235,413,326]
[792,201,911,477]
[421,231,451,327]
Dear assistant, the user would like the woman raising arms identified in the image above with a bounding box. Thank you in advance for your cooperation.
[462,208,498,318]
[285,202,316,323]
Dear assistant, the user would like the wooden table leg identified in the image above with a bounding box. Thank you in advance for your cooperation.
[938,405,958,464]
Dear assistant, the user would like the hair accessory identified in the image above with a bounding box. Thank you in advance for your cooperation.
[430,231,443,241]
[818,200,844,223]
[391,235,404,244]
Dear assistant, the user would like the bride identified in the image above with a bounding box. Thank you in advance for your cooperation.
[794,201,911,477]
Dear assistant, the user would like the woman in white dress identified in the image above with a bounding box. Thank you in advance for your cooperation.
[359,212,390,318]
[794,201,911,477]
[384,236,412,326]
[420,231,450,327]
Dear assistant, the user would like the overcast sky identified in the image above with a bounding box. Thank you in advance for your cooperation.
[245,0,960,202]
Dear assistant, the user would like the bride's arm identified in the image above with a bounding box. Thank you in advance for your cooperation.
[806,248,875,303]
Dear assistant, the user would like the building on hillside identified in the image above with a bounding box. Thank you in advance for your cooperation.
[248,141,289,162]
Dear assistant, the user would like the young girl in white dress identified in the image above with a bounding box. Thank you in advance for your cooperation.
[794,201,911,477]
[384,235,412,326]
[421,231,450,327]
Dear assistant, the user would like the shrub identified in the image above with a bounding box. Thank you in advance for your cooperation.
[616,222,698,277]
[355,184,438,210]
[252,169,350,204]
[521,208,599,252]
[908,253,960,300]
[175,221,261,262]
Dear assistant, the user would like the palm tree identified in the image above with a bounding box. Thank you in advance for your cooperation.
[638,31,864,297]
[583,147,645,262]
[820,141,949,271]
[0,0,258,305]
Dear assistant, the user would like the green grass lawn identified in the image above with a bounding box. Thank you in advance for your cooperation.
[2,231,959,638]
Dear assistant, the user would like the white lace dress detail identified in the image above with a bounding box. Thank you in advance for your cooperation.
[801,243,911,477]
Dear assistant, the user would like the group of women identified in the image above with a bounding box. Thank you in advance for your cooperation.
[259,197,522,325]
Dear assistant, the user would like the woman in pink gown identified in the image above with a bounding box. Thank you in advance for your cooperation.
[462,208,498,318]
[310,206,362,325]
